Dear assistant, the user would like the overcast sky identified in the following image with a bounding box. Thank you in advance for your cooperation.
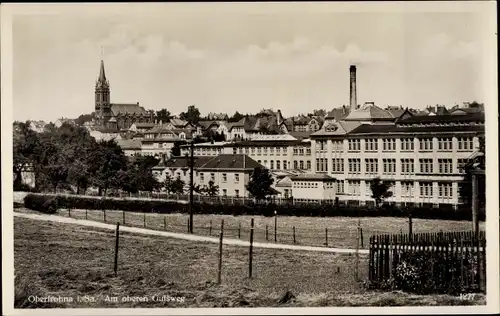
[9,2,495,122]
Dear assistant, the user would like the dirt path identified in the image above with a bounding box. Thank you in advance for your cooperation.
[14,212,369,255]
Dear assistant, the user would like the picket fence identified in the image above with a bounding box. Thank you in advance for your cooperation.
[369,230,486,294]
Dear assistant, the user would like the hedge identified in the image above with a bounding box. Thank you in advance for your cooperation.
[23,193,485,221]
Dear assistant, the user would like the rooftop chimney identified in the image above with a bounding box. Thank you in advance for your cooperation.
[349,65,357,111]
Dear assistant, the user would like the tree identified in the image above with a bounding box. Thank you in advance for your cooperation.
[13,121,40,190]
[458,137,485,207]
[229,111,244,122]
[179,105,201,125]
[163,173,174,194]
[205,180,219,197]
[88,139,128,196]
[170,141,186,157]
[170,176,186,194]
[246,167,274,202]
[74,113,94,126]
[312,109,326,117]
[155,108,171,122]
[369,177,393,207]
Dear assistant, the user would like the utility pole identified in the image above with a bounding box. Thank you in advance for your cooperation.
[189,140,195,234]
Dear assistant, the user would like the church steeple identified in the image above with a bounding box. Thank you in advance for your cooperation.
[99,59,106,82]
[95,59,111,125]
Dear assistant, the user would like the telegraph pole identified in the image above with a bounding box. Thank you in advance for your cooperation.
[189,140,195,234]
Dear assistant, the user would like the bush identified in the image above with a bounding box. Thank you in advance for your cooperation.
[22,193,484,221]
[24,194,59,214]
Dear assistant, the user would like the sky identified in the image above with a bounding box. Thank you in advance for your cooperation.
[9,2,495,122]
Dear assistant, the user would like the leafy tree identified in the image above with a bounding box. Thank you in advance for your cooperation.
[170,141,186,157]
[246,167,274,202]
[155,108,171,122]
[179,105,201,125]
[74,113,94,126]
[13,121,40,190]
[170,176,186,194]
[369,177,394,207]
[163,173,174,194]
[193,183,206,195]
[88,139,128,196]
[205,180,219,197]
[458,137,485,207]
[312,109,326,117]
[229,111,244,122]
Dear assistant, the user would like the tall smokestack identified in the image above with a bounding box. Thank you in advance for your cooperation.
[349,65,357,111]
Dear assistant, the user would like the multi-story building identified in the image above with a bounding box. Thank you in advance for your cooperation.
[309,112,484,206]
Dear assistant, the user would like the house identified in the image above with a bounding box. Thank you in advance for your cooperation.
[141,125,182,157]
[117,139,142,157]
[289,174,337,202]
[129,122,156,133]
[28,120,47,133]
[152,154,265,198]
[206,112,229,121]
[89,128,122,141]
[54,118,76,128]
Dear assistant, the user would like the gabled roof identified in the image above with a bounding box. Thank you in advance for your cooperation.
[158,154,263,171]
[146,124,177,134]
[310,121,362,137]
[133,122,155,128]
[449,107,484,115]
[117,139,142,150]
[110,103,147,115]
[343,103,394,121]
[169,118,189,127]
[198,120,218,129]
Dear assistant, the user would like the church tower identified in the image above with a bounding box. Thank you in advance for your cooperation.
[95,60,111,127]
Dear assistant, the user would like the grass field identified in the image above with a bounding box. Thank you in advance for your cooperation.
[17,205,485,250]
[14,217,485,308]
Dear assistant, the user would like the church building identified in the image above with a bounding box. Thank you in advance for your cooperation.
[95,60,154,130]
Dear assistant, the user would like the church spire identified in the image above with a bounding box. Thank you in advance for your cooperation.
[99,59,106,82]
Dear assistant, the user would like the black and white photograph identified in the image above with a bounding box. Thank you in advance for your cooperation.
[1,2,498,314]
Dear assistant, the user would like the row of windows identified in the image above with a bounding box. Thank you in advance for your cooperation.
[293,160,312,170]
[292,147,312,156]
[316,158,468,174]
[199,173,240,183]
[338,180,454,199]
[235,146,288,155]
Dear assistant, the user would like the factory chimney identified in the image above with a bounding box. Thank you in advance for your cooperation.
[349,65,357,111]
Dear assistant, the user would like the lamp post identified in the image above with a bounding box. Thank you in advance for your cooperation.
[185,140,195,234]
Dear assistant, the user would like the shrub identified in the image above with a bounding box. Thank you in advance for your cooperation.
[24,194,59,214]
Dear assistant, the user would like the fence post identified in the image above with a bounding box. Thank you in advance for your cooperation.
[360,228,364,248]
[238,222,241,239]
[122,211,125,225]
[355,224,360,281]
[68,208,71,218]
[274,211,277,242]
[114,222,120,277]
[266,225,269,241]
[249,218,254,278]
[104,210,107,223]
[325,228,328,247]
[217,219,224,284]
[85,209,88,220]
[143,212,146,228]
[209,220,212,236]
[293,226,296,244]
[187,217,190,233]
[408,214,413,242]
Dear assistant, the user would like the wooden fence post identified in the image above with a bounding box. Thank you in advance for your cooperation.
[325,228,328,247]
[360,228,364,248]
[164,216,167,230]
[187,217,190,233]
[238,222,241,239]
[209,220,212,236]
[85,209,88,220]
[274,211,277,242]
[143,212,146,228]
[104,210,107,222]
[408,214,413,242]
[68,208,71,218]
[122,211,125,225]
[114,222,120,277]
[249,218,254,278]
[217,219,224,284]
[266,225,269,241]
[355,225,360,281]
[293,226,296,244]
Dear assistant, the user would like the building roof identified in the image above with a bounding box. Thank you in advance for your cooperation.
[449,107,485,115]
[397,113,484,125]
[117,139,142,150]
[110,103,147,115]
[343,103,394,121]
[169,118,189,127]
[310,121,362,138]
[349,123,485,136]
[290,174,335,181]
[325,106,350,120]
[230,139,304,147]
[157,154,263,170]
[133,122,156,128]
[288,131,312,140]
[198,120,218,129]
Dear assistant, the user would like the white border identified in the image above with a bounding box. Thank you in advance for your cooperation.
[2,2,498,315]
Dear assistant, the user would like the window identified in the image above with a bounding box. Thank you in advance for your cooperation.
[264,160,268,167]
[232,148,237,154]
[210,173,215,181]
[419,182,433,198]
[457,159,468,174]
[245,148,249,154]
[332,141,343,152]
[348,159,361,174]
[401,181,414,197]
[365,158,379,175]
[238,148,243,154]
[365,139,378,151]
[457,137,474,151]
[419,159,433,174]
[277,160,281,170]
[382,139,396,151]
[251,147,255,154]
[317,141,327,151]
[336,180,345,194]
[270,160,274,169]
[438,182,453,199]
[257,147,261,155]
[306,160,311,170]
[293,148,298,155]
[438,159,453,174]
[401,159,414,175]
[299,160,304,169]
[222,189,227,196]
[283,160,287,170]
[401,138,414,151]
[382,159,396,175]
[263,147,268,154]
[348,139,361,152]
[235,189,239,197]
[222,173,227,182]
[316,158,328,172]
[258,160,261,164]
[284,189,289,198]
[306,148,311,156]
[438,138,453,151]
[348,180,361,196]
[419,138,433,151]
[270,147,275,154]
[199,173,204,182]
[332,158,344,173]
[294,161,298,169]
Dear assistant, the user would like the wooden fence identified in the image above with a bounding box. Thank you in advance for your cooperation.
[369,230,486,294]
